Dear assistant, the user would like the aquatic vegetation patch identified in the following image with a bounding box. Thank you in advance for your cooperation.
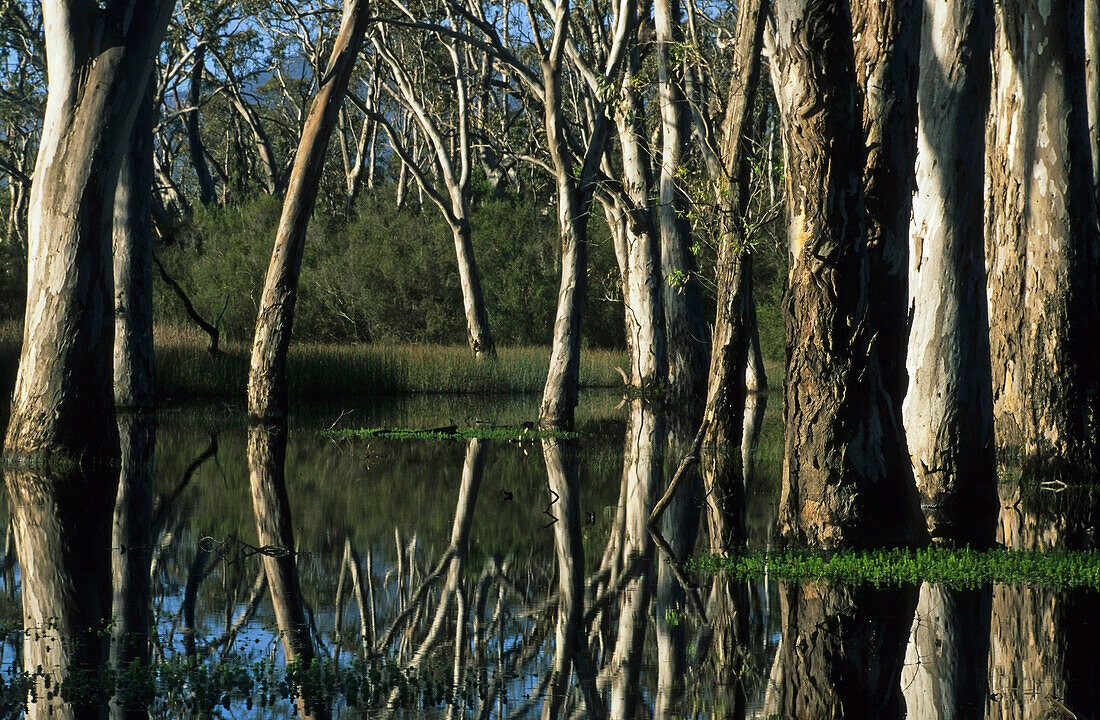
[689,547,1100,589]
[324,424,580,441]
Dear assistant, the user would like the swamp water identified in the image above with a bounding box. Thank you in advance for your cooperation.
[0,392,1097,719]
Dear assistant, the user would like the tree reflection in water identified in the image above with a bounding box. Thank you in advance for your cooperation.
[3,406,1100,719]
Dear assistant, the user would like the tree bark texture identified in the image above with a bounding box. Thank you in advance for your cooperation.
[451,221,496,357]
[247,423,330,720]
[985,0,1100,466]
[699,0,765,553]
[903,0,997,546]
[850,0,919,407]
[771,0,920,548]
[4,0,176,466]
[1087,0,1100,203]
[248,0,368,422]
[6,466,117,720]
[114,84,157,410]
[772,582,916,720]
[655,0,707,403]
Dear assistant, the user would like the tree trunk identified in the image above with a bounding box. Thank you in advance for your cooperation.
[114,84,157,410]
[4,0,175,467]
[656,0,707,403]
[452,220,496,357]
[186,44,218,206]
[851,0,920,407]
[248,0,368,422]
[771,0,920,548]
[1087,0,1100,204]
[903,0,997,546]
[699,0,765,553]
[985,0,1100,467]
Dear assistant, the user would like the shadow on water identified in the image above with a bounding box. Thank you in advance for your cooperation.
[0,396,1098,718]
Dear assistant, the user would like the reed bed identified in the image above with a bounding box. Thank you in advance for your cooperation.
[152,325,626,399]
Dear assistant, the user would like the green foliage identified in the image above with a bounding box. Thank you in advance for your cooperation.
[156,188,624,348]
[326,425,579,441]
[691,547,1100,589]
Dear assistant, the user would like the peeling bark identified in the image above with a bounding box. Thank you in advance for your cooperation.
[903,0,997,546]
[985,0,1100,466]
[4,0,176,466]
[771,0,920,548]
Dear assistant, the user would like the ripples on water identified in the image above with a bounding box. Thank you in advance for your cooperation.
[0,393,1097,719]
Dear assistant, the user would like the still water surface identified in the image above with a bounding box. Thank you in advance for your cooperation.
[1,393,1097,718]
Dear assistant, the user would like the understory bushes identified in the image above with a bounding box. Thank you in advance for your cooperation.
[153,190,626,348]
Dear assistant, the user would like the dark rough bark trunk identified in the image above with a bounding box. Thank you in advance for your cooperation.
[771,0,921,548]
[186,44,218,207]
[901,584,991,720]
[110,415,154,720]
[985,0,1100,468]
[903,0,997,546]
[248,0,368,423]
[6,466,117,720]
[247,423,330,720]
[114,84,157,410]
[773,582,916,719]
[850,0,920,407]
[4,0,175,467]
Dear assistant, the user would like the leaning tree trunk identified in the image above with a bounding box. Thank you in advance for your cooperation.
[903,0,997,546]
[451,219,496,357]
[4,0,176,467]
[985,0,1100,468]
[248,0,368,422]
[1087,0,1100,205]
[850,0,920,407]
[771,0,921,548]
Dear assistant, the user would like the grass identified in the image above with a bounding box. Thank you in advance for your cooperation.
[324,425,579,440]
[0,323,628,400]
[690,547,1100,589]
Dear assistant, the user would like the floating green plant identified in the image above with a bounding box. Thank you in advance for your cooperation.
[689,547,1100,589]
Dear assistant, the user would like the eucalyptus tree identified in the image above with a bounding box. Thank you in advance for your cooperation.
[769,0,920,548]
[0,1,43,248]
[903,0,996,545]
[367,0,496,357]
[985,0,1100,468]
[249,0,369,423]
[4,0,177,465]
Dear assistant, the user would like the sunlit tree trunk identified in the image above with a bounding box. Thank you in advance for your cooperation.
[771,0,920,548]
[248,0,368,422]
[903,0,997,546]
[4,0,175,466]
[985,0,1100,467]
[1087,0,1100,203]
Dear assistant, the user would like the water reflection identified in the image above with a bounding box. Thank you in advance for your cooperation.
[0,399,1098,719]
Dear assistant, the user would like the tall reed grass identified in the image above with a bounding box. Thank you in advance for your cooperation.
[109,325,628,399]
